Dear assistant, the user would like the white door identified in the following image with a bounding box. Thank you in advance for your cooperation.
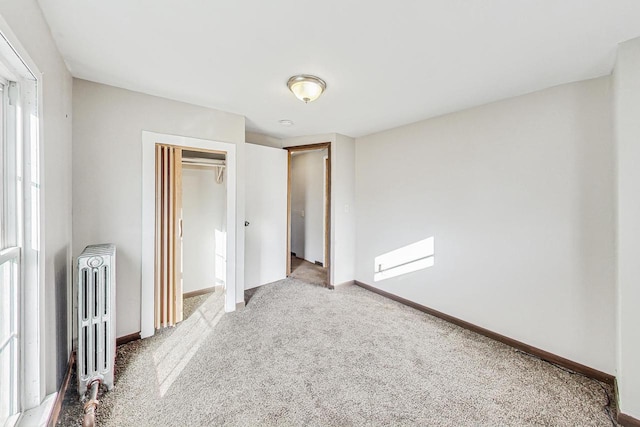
[245,144,287,289]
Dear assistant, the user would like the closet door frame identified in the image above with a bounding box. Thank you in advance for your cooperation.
[141,132,237,339]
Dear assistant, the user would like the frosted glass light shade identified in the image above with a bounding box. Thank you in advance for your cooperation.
[287,75,326,103]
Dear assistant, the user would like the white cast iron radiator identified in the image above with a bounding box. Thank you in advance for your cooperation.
[77,244,116,395]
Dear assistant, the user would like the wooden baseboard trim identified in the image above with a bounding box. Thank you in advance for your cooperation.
[183,287,216,298]
[619,413,640,427]
[116,332,141,346]
[354,280,615,386]
[47,351,75,427]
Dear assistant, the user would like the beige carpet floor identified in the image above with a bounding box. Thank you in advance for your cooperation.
[58,279,616,426]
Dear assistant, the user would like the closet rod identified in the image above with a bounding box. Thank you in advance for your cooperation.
[182,162,226,168]
[182,157,226,168]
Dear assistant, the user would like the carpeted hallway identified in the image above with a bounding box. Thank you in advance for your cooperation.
[59,278,616,426]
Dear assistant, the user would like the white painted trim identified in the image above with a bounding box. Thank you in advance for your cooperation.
[0,247,20,264]
[141,131,237,338]
[332,280,354,288]
[0,15,45,415]
[15,392,56,427]
[5,413,20,427]
[24,75,44,411]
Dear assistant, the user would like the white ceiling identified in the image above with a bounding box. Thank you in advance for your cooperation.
[37,0,640,138]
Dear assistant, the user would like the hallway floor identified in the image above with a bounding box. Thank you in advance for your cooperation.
[289,256,328,287]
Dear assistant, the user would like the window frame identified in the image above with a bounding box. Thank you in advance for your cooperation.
[0,25,44,424]
[0,71,22,427]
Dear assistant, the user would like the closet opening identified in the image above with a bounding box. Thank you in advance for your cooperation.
[285,143,331,287]
[154,145,227,329]
[180,150,227,319]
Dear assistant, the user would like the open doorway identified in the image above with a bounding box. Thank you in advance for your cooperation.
[180,150,227,319]
[153,144,228,329]
[142,132,238,339]
[285,143,331,287]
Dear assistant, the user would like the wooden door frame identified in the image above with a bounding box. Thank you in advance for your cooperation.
[284,142,331,286]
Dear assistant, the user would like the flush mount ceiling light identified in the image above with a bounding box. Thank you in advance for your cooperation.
[287,74,326,103]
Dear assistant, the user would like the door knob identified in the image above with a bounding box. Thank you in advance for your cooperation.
[245,221,250,226]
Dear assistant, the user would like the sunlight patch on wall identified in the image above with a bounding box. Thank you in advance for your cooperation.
[374,237,434,282]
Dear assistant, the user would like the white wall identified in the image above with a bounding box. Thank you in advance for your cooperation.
[182,165,226,293]
[614,36,640,419]
[73,79,245,337]
[0,0,73,396]
[291,149,327,264]
[283,134,356,286]
[355,77,615,374]
[245,131,282,149]
[333,134,356,285]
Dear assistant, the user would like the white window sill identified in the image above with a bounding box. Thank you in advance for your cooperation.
[14,393,56,427]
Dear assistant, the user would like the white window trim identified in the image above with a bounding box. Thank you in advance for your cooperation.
[0,14,47,420]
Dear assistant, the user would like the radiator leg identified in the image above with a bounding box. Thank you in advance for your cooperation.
[82,380,101,427]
